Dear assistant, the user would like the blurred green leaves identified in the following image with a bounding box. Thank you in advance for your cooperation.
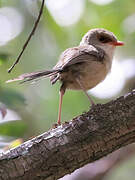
[0,120,27,137]
[0,0,134,141]
[0,88,25,107]
[0,1,134,178]
[0,53,10,65]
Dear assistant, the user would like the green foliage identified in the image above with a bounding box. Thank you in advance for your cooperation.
[0,0,134,178]
[0,120,27,137]
[0,53,10,66]
[0,88,25,107]
[0,0,134,133]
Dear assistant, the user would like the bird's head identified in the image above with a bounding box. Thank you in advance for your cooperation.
[80,28,124,59]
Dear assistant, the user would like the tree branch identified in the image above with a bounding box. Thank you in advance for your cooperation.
[0,90,135,180]
[66,145,135,180]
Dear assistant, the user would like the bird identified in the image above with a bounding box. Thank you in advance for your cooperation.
[6,28,124,125]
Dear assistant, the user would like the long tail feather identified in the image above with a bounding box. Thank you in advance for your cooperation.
[6,69,60,83]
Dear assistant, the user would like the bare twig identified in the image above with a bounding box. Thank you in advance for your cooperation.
[8,0,45,73]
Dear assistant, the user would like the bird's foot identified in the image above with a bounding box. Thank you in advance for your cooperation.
[52,122,61,129]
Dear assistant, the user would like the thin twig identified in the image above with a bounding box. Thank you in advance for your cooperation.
[8,0,45,73]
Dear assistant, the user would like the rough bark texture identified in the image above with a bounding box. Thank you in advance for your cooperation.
[0,90,135,180]
[64,144,135,180]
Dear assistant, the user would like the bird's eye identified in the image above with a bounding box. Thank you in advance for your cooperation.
[99,35,112,43]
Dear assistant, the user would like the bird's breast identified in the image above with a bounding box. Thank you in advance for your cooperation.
[78,60,109,90]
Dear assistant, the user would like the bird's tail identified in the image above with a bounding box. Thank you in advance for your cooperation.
[6,69,60,83]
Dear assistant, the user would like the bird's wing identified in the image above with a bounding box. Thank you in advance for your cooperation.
[53,45,105,70]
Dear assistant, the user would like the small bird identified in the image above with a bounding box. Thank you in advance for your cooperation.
[6,28,124,125]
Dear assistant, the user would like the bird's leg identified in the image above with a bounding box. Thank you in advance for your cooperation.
[76,77,95,106]
[57,85,66,125]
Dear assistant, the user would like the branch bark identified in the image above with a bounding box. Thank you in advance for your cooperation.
[64,145,135,180]
[0,90,135,180]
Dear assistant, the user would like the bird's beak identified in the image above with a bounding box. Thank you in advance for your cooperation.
[110,41,124,46]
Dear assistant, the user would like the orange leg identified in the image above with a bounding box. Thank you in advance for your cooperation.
[57,88,65,125]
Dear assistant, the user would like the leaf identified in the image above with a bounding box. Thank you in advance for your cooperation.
[0,53,10,65]
[0,89,26,107]
[3,138,23,151]
[0,120,27,137]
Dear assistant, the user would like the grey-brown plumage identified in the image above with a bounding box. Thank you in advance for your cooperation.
[6,28,124,124]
